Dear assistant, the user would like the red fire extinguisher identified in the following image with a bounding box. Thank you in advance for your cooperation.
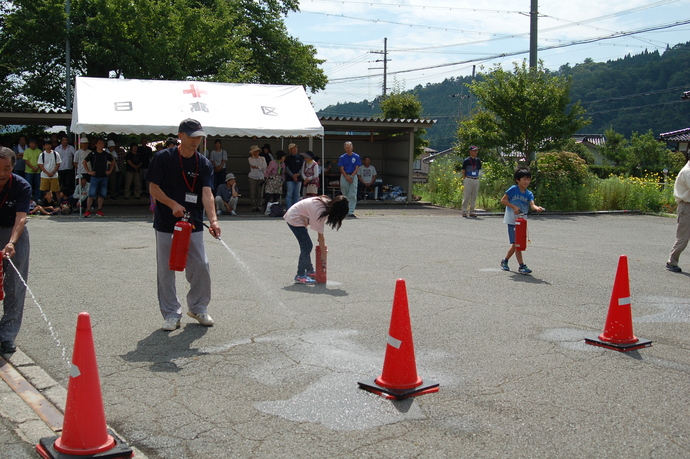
[169,213,192,271]
[315,245,327,284]
[515,217,528,251]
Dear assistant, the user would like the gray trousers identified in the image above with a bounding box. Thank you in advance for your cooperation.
[0,227,30,343]
[340,175,358,214]
[668,200,690,266]
[155,230,211,320]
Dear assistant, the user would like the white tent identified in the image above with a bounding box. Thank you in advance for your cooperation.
[70,76,324,138]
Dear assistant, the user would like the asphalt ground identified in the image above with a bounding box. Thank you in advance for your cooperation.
[1,203,689,458]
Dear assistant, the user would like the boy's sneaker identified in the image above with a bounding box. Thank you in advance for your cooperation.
[518,264,532,275]
[230,210,237,216]
[187,311,214,326]
[294,274,316,285]
[96,210,105,217]
[666,262,682,273]
[500,259,510,271]
[162,317,181,331]
[83,210,91,218]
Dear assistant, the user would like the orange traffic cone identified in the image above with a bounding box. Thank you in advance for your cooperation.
[36,312,133,459]
[585,255,652,352]
[358,279,439,399]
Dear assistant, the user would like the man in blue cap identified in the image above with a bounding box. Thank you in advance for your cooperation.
[146,119,221,331]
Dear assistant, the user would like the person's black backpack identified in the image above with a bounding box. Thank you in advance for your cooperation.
[267,202,285,217]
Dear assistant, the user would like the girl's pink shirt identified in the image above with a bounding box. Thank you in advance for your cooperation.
[283,197,326,233]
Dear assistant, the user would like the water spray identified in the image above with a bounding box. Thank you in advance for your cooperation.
[5,257,69,367]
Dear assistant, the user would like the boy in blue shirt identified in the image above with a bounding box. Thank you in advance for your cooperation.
[500,168,544,274]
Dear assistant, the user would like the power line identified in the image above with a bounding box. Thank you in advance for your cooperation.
[328,18,690,82]
[578,85,690,105]
[300,0,681,52]
[298,0,526,15]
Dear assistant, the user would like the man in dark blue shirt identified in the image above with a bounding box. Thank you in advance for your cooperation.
[461,145,482,218]
[146,119,220,331]
[0,147,31,354]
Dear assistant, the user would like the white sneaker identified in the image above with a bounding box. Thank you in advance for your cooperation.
[230,211,237,216]
[162,317,181,331]
[187,311,214,326]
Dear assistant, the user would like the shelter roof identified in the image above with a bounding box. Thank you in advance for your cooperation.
[659,127,690,142]
[319,116,435,135]
[0,109,71,126]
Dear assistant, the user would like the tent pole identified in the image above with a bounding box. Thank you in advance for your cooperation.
[321,137,325,196]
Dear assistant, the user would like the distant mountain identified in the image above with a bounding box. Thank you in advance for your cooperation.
[318,42,690,152]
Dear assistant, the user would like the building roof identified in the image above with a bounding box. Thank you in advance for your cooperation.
[319,116,435,135]
[0,109,71,126]
[573,134,606,146]
[659,127,690,142]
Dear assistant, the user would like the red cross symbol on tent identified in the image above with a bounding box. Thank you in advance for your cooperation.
[183,84,207,98]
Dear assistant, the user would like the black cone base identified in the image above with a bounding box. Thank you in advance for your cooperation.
[358,378,439,400]
[36,429,133,459]
[584,336,652,352]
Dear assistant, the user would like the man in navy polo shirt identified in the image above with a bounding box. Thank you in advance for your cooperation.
[146,119,221,331]
[0,147,31,355]
[461,145,482,218]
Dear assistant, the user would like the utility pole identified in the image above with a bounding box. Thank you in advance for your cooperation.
[451,66,475,124]
[529,0,538,68]
[65,0,71,112]
[371,38,390,98]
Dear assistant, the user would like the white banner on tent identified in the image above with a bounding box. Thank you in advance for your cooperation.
[70,77,324,138]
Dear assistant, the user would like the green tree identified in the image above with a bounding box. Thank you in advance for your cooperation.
[379,87,429,158]
[599,128,630,166]
[0,0,327,111]
[456,61,590,163]
[600,128,673,175]
[627,129,672,175]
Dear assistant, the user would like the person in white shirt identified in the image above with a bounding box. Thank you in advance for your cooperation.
[667,156,690,272]
[209,139,228,192]
[74,137,91,183]
[55,135,76,195]
[357,156,381,200]
[37,139,61,198]
[71,175,90,210]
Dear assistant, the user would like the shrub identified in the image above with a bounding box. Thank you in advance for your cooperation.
[423,156,464,207]
[535,151,598,211]
[595,173,676,212]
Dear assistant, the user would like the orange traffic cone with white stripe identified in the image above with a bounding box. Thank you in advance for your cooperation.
[36,312,133,459]
[358,279,439,399]
[585,255,652,352]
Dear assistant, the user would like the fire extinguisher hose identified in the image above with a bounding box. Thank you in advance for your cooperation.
[188,216,221,240]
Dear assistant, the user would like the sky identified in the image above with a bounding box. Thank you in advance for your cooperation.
[284,0,690,113]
